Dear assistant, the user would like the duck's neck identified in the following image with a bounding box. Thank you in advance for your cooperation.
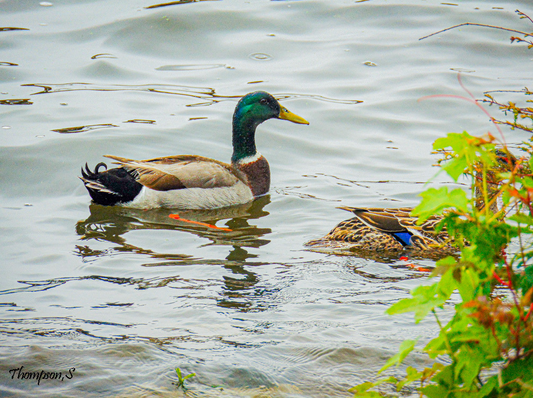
[231,109,261,163]
[230,112,270,197]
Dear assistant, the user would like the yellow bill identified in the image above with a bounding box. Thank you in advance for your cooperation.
[278,106,309,125]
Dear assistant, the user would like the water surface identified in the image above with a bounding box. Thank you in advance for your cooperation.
[1,0,532,396]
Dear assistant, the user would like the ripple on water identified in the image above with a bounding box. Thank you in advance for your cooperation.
[248,52,273,61]
[156,63,229,71]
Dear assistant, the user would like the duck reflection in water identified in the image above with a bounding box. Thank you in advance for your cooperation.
[75,195,272,264]
[76,196,272,311]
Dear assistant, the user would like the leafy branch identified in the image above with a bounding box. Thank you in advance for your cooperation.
[482,89,533,134]
[350,131,533,397]
[350,9,533,398]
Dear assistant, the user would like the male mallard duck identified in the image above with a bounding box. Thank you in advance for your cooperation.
[81,91,308,209]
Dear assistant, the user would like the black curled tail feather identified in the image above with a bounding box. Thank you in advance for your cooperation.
[81,162,108,180]
[80,162,142,206]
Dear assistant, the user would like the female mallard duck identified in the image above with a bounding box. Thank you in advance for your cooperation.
[81,91,308,209]
[306,206,451,255]
[307,150,517,256]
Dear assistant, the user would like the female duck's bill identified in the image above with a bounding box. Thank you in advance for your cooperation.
[81,91,308,210]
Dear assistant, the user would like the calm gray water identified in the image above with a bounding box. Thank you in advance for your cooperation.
[1,0,532,396]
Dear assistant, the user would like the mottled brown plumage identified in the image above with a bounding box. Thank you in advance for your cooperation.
[306,206,451,256]
[307,150,518,258]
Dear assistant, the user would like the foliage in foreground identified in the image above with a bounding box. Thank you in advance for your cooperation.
[350,131,533,397]
[352,12,533,398]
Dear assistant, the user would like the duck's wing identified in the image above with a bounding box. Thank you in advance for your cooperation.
[340,206,444,232]
[340,206,447,245]
[340,207,411,234]
[105,155,243,192]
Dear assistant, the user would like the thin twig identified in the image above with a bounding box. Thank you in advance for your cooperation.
[516,9,533,25]
[458,73,507,145]
[420,22,532,41]
[419,74,506,144]
[484,88,532,95]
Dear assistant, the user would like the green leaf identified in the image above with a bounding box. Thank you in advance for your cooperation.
[456,268,480,302]
[478,375,498,397]
[455,347,485,388]
[509,213,533,226]
[386,297,418,315]
[387,284,448,323]
[420,383,449,398]
[424,334,449,358]
[397,366,423,390]
[521,175,533,189]
[175,367,195,389]
[431,364,454,389]
[349,378,396,397]
[438,264,458,298]
[501,355,533,384]
[440,155,468,181]
[413,187,469,222]
[450,326,489,343]
[349,381,375,393]
[379,339,417,374]
[433,133,464,151]
[518,264,533,294]
[433,131,496,181]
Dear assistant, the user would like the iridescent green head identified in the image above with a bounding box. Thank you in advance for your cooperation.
[231,91,308,163]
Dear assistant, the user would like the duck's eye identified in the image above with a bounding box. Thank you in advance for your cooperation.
[260,98,268,105]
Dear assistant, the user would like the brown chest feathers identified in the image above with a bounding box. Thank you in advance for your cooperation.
[235,155,271,197]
